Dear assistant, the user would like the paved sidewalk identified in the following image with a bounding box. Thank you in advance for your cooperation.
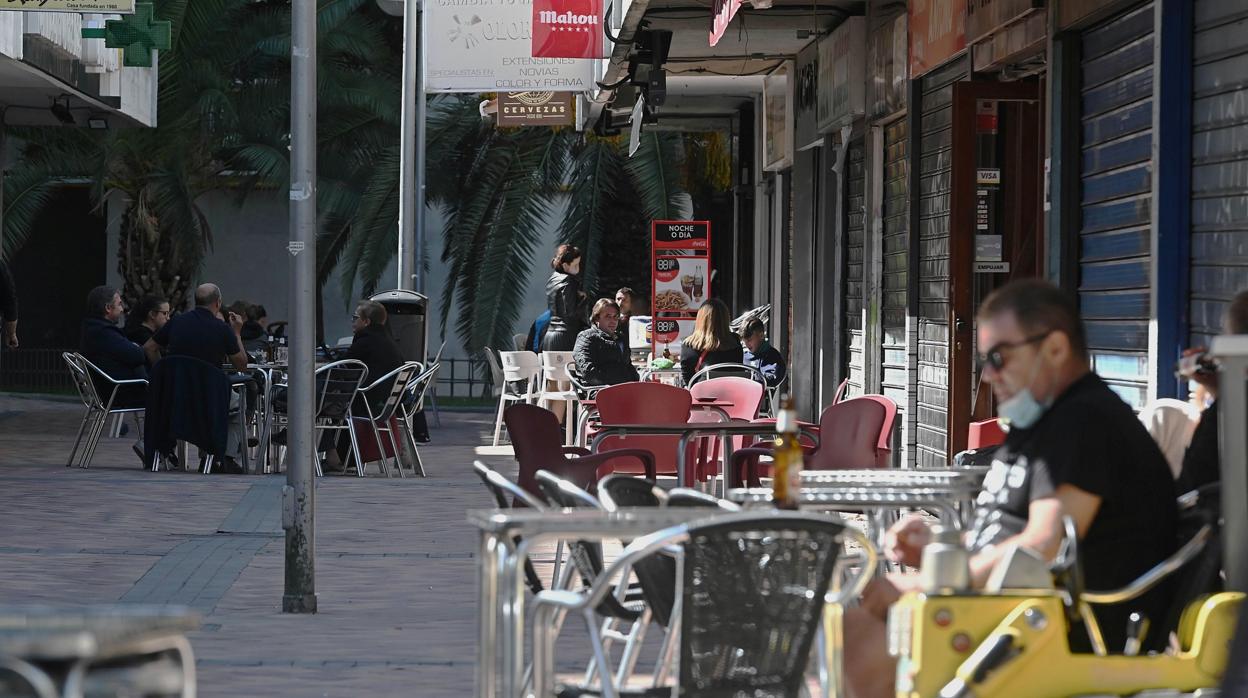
[0,395,531,696]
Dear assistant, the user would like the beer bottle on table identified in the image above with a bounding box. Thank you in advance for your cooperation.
[771,395,802,510]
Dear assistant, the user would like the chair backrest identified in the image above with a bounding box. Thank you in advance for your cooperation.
[500,351,541,383]
[482,347,505,390]
[808,396,890,470]
[678,515,847,695]
[593,382,694,480]
[535,469,602,509]
[472,460,544,509]
[667,488,741,511]
[63,352,101,410]
[689,376,765,421]
[1140,398,1201,479]
[505,403,601,498]
[360,361,423,421]
[513,333,528,351]
[598,474,666,510]
[540,350,575,383]
[832,377,849,404]
[857,394,898,466]
[403,362,440,412]
[313,359,369,422]
[688,362,765,388]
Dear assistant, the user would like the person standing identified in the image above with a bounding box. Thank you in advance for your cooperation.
[0,260,17,350]
[573,299,639,386]
[679,299,743,385]
[540,245,586,352]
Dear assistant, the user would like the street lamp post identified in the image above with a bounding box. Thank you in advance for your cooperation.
[283,0,317,614]
[396,0,425,293]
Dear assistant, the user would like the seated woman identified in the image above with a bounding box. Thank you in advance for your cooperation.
[573,299,639,386]
[679,298,743,385]
[740,317,786,387]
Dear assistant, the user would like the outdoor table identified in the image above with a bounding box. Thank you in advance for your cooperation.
[0,604,199,698]
[589,420,819,489]
[795,468,989,527]
[727,485,967,526]
[470,507,725,698]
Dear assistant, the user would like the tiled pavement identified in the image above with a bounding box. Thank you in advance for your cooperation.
[0,394,571,697]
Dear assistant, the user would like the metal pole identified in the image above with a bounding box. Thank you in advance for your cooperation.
[415,2,427,295]
[283,0,317,614]
[397,0,420,291]
[1213,335,1248,593]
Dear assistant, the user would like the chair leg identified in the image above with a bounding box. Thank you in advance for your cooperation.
[564,398,574,446]
[81,409,112,468]
[493,394,507,447]
[583,610,618,698]
[385,427,406,479]
[203,454,214,475]
[66,407,94,467]
[616,606,652,689]
[401,421,426,477]
[347,422,366,477]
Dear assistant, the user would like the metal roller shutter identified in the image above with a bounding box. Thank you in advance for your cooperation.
[1190,0,1248,348]
[843,138,867,398]
[1078,2,1154,409]
[916,56,968,468]
[881,119,910,415]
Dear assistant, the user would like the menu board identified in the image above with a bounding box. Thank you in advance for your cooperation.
[651,220,711,358]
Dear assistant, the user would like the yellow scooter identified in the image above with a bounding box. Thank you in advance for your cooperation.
[888,491,1242,697]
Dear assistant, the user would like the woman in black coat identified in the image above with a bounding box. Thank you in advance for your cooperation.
[540,244,586,352]
[574,299,639,386]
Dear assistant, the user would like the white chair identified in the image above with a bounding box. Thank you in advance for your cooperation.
[1139,398,1200,479]
[538,350,578,445]
[493,350,541,446]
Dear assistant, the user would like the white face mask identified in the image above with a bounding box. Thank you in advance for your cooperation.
[998,353,1052,431]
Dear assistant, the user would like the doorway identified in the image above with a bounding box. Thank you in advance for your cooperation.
[948,79,1045,456]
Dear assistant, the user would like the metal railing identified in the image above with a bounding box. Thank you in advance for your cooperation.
[433,357,493,402]
[0,348,75,394]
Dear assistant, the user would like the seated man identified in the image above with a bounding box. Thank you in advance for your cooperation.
[144,283,249,473]
[80,285,147,401]
[844,279,1178,698]
[739,317,786,387]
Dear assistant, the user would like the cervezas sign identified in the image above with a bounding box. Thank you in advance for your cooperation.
[496,91,575,127]
[532,0,605,59]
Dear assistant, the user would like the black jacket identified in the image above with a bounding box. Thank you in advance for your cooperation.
[574,326,639,386]
[345,323,405,413]
[540,272,585,352]
[81,317,147,381]
[144,355,230,460]
[680,342,744,385]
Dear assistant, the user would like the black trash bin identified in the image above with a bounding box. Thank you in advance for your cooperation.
[369,289,428,364]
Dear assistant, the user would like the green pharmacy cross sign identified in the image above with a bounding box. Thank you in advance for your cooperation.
[81,2,170,68]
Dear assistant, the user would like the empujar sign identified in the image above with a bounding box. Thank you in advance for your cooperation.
[531,0,606,59]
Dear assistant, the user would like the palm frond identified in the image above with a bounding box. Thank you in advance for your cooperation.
[624,131,692,221]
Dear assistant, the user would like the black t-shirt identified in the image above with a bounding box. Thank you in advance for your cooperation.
[152,307,242,366]
[967,372,1177,651]
[1178,400,1219,494]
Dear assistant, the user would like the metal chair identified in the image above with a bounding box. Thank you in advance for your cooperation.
[426,340,447,428]
[666,488,740,511]
[270,359,370,477]
[351,361,423,477]
[531,511,876,698]
[533,471,652,693]
[397,362,439,476]
[472,461,547,595]
[63,353,148,469]
[686,362,766,388]
[493,350,541,446]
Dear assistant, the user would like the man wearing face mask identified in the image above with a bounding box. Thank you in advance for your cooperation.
[843,279,1178,698]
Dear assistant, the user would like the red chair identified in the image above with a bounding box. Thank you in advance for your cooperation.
[504,404,654,504]
[968,418,1006,450]
[858,394,898,467]
[732,395,896,487]
[689,377,765,481]
[591,382,695,485]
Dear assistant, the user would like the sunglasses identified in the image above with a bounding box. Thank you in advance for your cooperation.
[978,331,1052,371]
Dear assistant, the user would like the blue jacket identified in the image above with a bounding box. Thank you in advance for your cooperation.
[743,342,786,387]
[80,317,147,381]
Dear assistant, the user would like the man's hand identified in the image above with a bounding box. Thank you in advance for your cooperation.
[884,514,931,568]
[228,311,245,335]
[3,320,17,349]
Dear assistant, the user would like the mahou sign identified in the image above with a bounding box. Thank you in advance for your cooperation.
[532,0,605,59]
[651,220,712,358]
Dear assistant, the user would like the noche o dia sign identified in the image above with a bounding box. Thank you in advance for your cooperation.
[532,0,606,59]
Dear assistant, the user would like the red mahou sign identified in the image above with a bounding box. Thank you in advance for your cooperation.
[532,0,606,59]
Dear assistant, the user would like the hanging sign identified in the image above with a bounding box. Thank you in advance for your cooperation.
[794,40,820,150]
[909,0,967,78]
[425,0,596,93]
[763,62,794,172]
[496,91,575,126]
[3,0,135,11]
[815,16,865,133]
[531,0,606,59]
[651,221,712,357]
[709,0,742,47]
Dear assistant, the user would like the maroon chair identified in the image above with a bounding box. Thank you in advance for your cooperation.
[504,403,654,503]
[732,395,895,487]
[591,382,695,485]
[689,377,765,481]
